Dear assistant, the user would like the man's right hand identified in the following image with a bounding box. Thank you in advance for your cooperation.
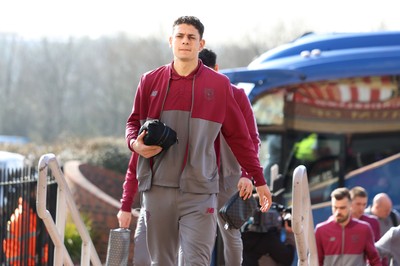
[256,184,272,213]
[130,130,162,158]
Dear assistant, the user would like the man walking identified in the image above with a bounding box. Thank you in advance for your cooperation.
[125,16,272,265]
[315,187,381,266]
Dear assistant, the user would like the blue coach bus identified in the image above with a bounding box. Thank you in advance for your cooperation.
[222,31,400,224]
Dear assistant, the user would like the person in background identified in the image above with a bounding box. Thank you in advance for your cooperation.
[241,202,295,266]
[375,225,400,266]
[350,186,381,241]
[365,192,400,265]
[2,188,49,266]
[197,48,261,266]
[263,135,281,186]
[365,193,400,237]
[124,16,272,265]
[314,187,382,266]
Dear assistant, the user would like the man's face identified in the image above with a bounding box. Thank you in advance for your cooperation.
[374,203,392,219]
[169,23,204,62]
[332,197,351,225]
[351,196,367,219]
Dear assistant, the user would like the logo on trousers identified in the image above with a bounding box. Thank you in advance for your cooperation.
[206,208,214,214]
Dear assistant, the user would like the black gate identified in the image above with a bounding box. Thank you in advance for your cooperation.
[0,166,57,266]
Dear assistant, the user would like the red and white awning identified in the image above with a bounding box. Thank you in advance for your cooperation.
[292,76,399,110]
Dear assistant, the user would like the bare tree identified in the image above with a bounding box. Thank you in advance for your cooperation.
[0,34,22,134]
[0,24,309,144]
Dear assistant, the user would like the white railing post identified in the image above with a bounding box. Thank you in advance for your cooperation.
[37,154,73,266]
[292,165,318,266]
[270,164,279,192]
[55,168,67,260]
[37,153,102,266]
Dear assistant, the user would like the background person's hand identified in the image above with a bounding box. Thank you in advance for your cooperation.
[130,130,162,158]
[237,177,253,200]
[256,184,272,212]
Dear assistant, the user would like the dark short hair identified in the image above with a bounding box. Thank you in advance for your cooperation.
[173,16,204,39]
[349,186,368,199]
[199,48,217,68]
[331,187,351,201]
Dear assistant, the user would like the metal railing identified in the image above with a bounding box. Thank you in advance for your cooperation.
[37,153,102,266]
[1,166,56,265]
[292,165,318,266]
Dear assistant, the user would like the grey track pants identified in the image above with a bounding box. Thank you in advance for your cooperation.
[133,207,151,266]
[143,186,217,266]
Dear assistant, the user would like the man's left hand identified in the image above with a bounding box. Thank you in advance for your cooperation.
[237,177,253,200]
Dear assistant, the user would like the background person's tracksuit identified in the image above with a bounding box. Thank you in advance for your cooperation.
[359,213,381,242]
[365,207,400,266]
[125,61,266,266]
[315,217,382,266]
[216,86,260,266]
[375,225,400,265]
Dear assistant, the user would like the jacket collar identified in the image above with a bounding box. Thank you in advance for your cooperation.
[170,60,204,80]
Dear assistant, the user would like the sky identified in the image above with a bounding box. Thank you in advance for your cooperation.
[1,0,399,44]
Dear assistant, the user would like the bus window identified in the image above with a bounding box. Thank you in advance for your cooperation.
[295,133,340,203]
[253,91,284,126]
[349,133,400,169]
[259,132,343,206]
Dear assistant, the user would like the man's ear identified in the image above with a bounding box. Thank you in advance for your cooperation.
[199,39,205,51]
[169,36,173,47]
[215,64,219,72]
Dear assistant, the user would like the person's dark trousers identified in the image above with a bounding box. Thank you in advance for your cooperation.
[242,230,294,266]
